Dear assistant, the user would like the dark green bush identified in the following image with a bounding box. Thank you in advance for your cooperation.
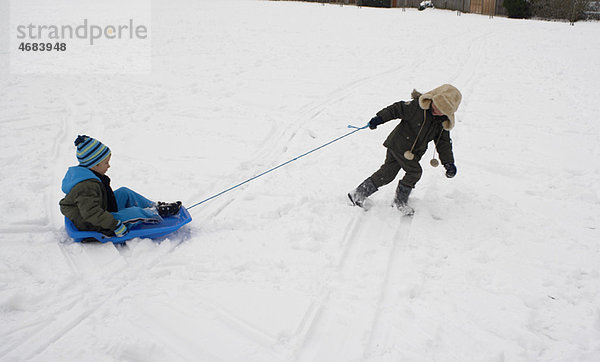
[503,0,532,18]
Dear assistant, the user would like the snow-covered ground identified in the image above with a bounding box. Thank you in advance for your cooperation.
[1,0,600,360]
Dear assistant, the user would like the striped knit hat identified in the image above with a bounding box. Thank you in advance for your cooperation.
[74,135,111,168]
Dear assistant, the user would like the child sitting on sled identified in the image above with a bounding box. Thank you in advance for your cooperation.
[59,135,182,238]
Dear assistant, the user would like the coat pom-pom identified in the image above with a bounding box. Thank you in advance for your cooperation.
[74,135,88,146]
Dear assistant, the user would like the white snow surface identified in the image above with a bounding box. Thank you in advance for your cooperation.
[2,1,600,361]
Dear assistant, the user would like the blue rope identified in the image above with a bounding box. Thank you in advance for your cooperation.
[187,124,369,209]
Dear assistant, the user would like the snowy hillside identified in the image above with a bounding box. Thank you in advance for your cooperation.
[1,0,600,360]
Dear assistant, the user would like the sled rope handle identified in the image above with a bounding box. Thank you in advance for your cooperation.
[187,124,369,210]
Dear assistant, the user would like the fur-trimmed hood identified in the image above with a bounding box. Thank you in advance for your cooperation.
[413,84,462,131]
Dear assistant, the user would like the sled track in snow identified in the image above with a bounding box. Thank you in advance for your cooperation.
[294,209,413,361]
[361,215,413,359]
[0,235,187,361]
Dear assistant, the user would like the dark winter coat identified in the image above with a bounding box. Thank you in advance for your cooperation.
[376,93,455,164]
[59,166,119,234]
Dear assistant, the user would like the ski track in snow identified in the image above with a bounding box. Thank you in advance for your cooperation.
[2,1,600,361]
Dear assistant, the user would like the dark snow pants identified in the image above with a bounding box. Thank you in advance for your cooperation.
[369,149,423,189]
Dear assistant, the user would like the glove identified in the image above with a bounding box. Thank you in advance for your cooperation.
[368,116,384,130]
[444,163,457,178]
[114,221,128,237]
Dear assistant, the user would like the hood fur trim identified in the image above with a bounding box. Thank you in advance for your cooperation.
[417,84,462,131]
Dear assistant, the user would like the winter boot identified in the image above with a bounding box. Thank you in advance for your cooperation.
[157,201,182,218]
[393,183,414,216]
[348,178,378,210]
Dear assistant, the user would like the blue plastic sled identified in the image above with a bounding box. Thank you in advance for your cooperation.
[65,206,192,244]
